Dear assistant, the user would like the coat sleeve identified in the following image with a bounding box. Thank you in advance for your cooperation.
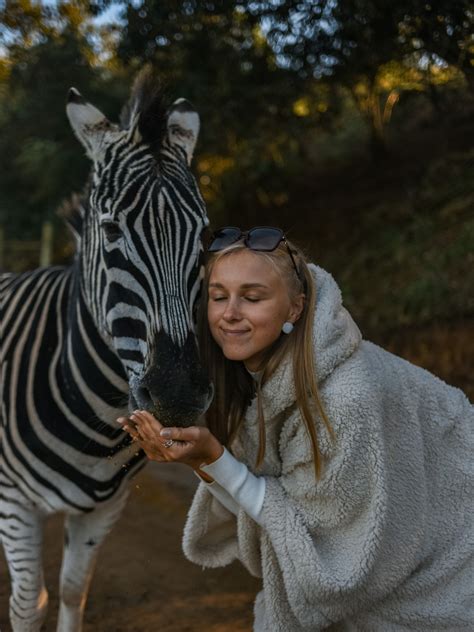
[259,351,429,627]
[182,482,241,568]
[182,478,265,578]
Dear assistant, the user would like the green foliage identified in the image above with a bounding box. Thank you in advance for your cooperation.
[0,33,88,235]
[0,0,472,334]
[255,1,473,154]
[328,150,474,334]
[115,0,325,226]
[0,6,127,237]
[256,1,473,84]
[117,1,306,152]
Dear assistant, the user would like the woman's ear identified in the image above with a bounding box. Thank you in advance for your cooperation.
[289,293,306,323]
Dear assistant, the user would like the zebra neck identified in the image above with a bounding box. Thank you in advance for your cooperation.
[59,273,129,421]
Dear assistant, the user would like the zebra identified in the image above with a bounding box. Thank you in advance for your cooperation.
[0,69,213,631]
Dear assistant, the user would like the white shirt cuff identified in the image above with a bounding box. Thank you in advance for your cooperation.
[193,471,240,516]
[200,448,266,524]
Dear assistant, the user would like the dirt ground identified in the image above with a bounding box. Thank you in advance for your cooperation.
[0,464,260,632]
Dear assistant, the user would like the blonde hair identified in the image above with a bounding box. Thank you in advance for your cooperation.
[198,239,333,478]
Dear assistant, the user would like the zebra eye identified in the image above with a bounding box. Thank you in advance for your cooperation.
[101,221,122,243]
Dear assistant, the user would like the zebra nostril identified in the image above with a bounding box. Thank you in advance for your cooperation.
[135,386,153,409]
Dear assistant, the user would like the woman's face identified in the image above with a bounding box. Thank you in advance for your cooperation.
[207,250,304,371]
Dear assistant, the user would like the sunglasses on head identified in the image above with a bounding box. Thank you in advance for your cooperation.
[208,226,303,285]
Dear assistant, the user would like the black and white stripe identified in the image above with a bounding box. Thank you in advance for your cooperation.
[0,70,211,631]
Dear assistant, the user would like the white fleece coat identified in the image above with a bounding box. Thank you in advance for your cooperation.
[183,265,474,631]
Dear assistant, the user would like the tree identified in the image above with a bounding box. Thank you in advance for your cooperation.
[399,1,474,92]
[117,0,312,224]
[0,1,123,238]
[252,0,472,156]
[118,1,299,144]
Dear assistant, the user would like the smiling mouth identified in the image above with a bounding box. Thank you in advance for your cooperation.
[221,328,251,335]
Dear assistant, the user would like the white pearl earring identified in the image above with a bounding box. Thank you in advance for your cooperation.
[282,321,294,334]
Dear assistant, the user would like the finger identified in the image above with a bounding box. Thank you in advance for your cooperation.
[131,410,162,432]
[137,410,161,424]
[160,426,202,442]
[129,413,151,436]
[158,440,195,459]
[117,416,133,426]
[123,424,141,441]
[122,422,134,434]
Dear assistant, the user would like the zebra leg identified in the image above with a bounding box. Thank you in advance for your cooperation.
[57,488,129,632]
[0,505,48,632]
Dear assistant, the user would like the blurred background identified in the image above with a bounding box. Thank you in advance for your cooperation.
[0,0,473,397]
[0,3,473,629]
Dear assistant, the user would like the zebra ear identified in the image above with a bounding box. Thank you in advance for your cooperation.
[166,99,200,165]
[66,88,118,161]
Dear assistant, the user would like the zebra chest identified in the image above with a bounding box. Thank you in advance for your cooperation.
[2,346,142,512]
[1,404,143,514]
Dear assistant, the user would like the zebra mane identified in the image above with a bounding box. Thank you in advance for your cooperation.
[120,65,168,153]
[56,184,89,245]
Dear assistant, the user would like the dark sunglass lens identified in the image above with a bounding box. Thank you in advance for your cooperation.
[208,227,242,252]
[247,227,283,251]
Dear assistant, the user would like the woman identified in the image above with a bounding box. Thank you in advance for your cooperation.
[119,227,473,631]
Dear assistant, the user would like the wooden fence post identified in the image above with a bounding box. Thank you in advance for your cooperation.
[0,225,4,270]
[40,220,53,267]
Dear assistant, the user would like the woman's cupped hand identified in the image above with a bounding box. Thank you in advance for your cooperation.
[117,410,224,473]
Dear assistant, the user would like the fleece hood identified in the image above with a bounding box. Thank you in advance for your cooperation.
[255,264,362,419]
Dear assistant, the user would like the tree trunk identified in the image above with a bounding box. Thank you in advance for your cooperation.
[367,89,389,161]
[350,81,389,161]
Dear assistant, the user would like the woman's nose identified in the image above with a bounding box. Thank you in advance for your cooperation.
[222,298,241,321]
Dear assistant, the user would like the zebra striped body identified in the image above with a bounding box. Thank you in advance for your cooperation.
[1,267,138,515]
[0,71,211,631]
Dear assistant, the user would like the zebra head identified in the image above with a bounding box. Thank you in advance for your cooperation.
[66,70,213,426]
